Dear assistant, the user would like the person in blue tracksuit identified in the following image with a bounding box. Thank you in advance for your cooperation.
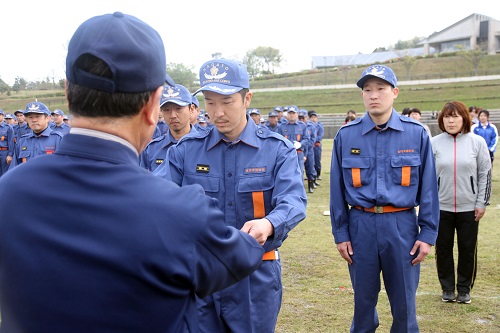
[155,58,307,333]
[9,102,63,170]
[0,12,264,333]
[330,65,439,333]
[0,110,15,176]
[472,109,498,163]
[308,110,324,180]
[140,84,197,172]
[276,105,310,186]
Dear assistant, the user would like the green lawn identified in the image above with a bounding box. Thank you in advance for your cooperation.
[276,139,500,332]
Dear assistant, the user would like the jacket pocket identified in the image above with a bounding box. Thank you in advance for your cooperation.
[341,157,371,188]
[238,176,274,220]
[390,155,421,186]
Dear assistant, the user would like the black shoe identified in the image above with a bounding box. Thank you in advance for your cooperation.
[456,292,471,304]
[307,180,314,193]
[314,179,320,186]
[441,291,455,302]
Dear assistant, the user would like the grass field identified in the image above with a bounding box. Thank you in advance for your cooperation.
[276,139,500,332]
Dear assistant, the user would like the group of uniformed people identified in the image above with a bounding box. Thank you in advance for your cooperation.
[246,105,325,193]
[0,104,71,177]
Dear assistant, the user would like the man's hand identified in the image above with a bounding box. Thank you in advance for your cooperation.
[6,156,12,165]
[337,241,353,264]
[241,218,274,246]
[410,240,432,265]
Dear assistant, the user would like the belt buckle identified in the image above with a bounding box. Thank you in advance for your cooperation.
[374,206,384,214]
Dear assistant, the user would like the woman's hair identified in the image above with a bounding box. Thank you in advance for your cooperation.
[437,101,472,133]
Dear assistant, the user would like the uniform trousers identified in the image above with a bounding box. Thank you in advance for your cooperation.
[305,146,316,180]
[435,210,478,293]
[348,208,420,333]
[197,260,282,333]
[313,144,322,173]
[0,150,9,176]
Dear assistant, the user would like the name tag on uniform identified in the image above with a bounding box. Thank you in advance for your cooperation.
[351,148,361,155]
[196,164,210,173]
[244,167,266,174]
[155,159,164,165]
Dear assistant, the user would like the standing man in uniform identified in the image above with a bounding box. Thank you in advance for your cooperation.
[140,84,197,172]
[12,109,31,143]
[51,109,71,136]
[276,105,310,185]
[9,102,63,169]
[309,110,324,180]
[266,110,280,132]
[0,12,264,332]
[330,65,439,332]
[156,58,307,333]
[299,109,318,193]
[0,110,14,177]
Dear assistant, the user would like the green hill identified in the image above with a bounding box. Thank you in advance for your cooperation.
[1,54,499,114]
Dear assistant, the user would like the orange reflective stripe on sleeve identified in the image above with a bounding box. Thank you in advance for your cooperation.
[252,191,266,218]
[22,158,27,163]
[297,134,301,141]
[352,168,361,187]
[401,166,411,186]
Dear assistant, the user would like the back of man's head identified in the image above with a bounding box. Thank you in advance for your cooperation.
[65,12,174,118]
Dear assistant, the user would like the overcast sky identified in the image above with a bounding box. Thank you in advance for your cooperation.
[0,0,497,85]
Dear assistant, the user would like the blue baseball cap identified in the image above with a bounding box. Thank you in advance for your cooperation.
[274,106,283,112]
[356,65,397,89]
[25,102,51,115]
[298,109,308,117]
[0,109,4,115]
[249,108,260,115]
[14,109,24,116]
[160,84,193,107]
[195,59,249,95]
[4,113,13,119]
[66,12,174,93]
[197,115,207,123]
[287,105,299,113]
[268,110,278,117]
[308,110,318,117]
[51,109,65,116]
[191,95,200,107]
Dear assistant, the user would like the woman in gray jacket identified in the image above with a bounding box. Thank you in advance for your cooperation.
[431,101,492,304]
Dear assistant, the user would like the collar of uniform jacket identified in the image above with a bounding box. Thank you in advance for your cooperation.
[361,109,405,135]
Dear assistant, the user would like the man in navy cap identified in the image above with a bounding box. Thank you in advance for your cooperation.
[266,109,280,132]
[140,84,198,172]
[9,101,63,169]
[12,109,31,143]
[248,108,262,126]
[330,64,439,332]
[0,12,264,332]
[276,105,310,184]
[155,58,307,333]
[50,109,71,136]
[0,109,15,177]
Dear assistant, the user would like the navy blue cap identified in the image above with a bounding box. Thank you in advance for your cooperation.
[4,113,13,119]
[268,110,278,117]
[14,109,24,115]
[356,65,397,89]
[25,102,51,115]
[287,105,299,113]
[308,110,318,117]
[298,109,307,117]
[0,109,4,115]
[197,115,207,123]
[249,108,260,115]
[160,84,193,107]
[51,109,65,116]
[66,12,174,93]
[274,106,283,112]
[195,59,249,95]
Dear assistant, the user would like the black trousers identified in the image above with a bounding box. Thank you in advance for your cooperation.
[435,210,478,293]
